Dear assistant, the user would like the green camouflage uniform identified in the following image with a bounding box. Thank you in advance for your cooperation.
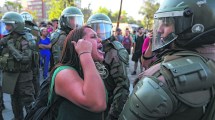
[102,41,130,120]
[0,33,35,120]
[50,29,67,69]
[25,23,40,98]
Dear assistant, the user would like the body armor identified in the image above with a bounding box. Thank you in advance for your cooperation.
[103,41,130,120]
[119,50,215,120]
[0,32,34,94]
[50,29,67,67]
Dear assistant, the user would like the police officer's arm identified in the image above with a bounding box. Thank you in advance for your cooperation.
[7,39,32,63]
[105,46,130,119]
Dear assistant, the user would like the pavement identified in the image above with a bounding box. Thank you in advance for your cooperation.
[2,54,143,120]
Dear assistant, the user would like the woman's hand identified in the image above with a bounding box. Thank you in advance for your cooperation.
[72,39,92,56]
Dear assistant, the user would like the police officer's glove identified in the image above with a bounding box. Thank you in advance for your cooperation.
[0,37,9,45]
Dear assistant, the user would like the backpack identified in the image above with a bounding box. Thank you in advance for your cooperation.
[24,66,72,120]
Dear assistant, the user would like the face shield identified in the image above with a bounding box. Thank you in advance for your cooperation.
[89,21,112,41]
[152,10,193,51]
[21,13,33,22]
[65,15,83,29]
[0,21,12,36]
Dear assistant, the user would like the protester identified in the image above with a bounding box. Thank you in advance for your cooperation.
[51,26,106,120]
[115,28,123,43]
[141,30,154,69]
[122,29,132,54]
[131,27,145,75]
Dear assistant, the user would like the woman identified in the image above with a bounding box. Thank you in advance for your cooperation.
[52,26,107,120]
[38,27,51,79]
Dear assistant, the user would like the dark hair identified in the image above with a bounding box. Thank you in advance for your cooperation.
[47,22,53,26]
[51,18,59,22]
[52,26,92,77]
[138,27,143,31]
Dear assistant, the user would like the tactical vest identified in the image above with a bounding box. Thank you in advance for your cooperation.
[0,34,33,72]
[120,50,215,120]
[50,29,67,68]
[153,50,215,120]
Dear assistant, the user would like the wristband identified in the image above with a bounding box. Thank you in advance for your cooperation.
[78,51,91,57]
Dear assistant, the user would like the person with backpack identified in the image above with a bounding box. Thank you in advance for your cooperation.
[119,0,215,120]
[50,26,106,120]
[122,29,132,55]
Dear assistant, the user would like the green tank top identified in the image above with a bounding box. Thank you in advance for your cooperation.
[50,66,103,120]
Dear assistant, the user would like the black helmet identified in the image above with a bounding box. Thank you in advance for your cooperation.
[59,6,84,31]
[1,12,25,34]
[152,0,215,51]
[87,13,112,41]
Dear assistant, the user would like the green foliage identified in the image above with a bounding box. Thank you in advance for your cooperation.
[139,0,160,30]
[4,1,22,12]
[48,0,76,21]
[94,7,129,23]
[81,7,92,23]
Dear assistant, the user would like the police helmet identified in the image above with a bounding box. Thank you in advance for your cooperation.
[152,0,215,51]
[59,6,84,30]
[1,12,25,34]
[87,13,112,41]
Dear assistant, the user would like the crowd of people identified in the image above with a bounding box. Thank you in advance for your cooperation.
[0,0,215,120]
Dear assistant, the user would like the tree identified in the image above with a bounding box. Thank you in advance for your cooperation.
[94,7,113,22]
[94,7,111,15]
[139,0,159,30]
[48,0,76,20]
[81,7,92,23]
[5,1,22,13]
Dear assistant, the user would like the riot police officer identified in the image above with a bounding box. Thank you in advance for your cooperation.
[20,11,40,98]
[87,13,130,120]
[50,6,84,68]
[119,0,215,120]
[0,12,35,120]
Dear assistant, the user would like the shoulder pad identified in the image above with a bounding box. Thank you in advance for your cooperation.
[33,26,39,31]
[110,41,124,50]
[109,41,129,64]
[24,27,31,32]
[50,29,66,45]
[23,32,36,51]
[161,55,215,107]
[120,76,174,119]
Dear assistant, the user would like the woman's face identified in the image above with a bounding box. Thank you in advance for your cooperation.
[41,28,48,36]
[83,28,104,62]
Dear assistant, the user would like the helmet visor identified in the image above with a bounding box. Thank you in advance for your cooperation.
[21,13,33,22]
[90,23,112,41]
[66,15,83,29]
[152,17,177,51]
[152,10,194,51]
[0,21,9,37]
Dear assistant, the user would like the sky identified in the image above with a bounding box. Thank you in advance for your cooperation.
[81,0,144,20]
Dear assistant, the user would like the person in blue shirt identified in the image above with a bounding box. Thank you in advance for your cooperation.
[38,27,52,79]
